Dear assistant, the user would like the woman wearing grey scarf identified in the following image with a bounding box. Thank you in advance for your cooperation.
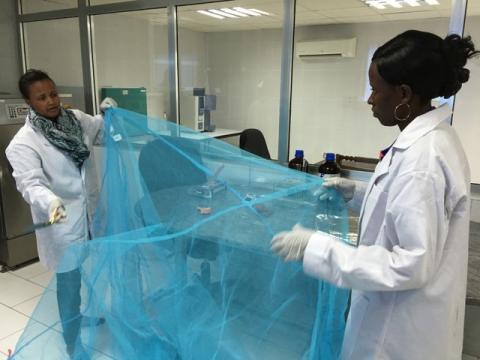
[6,69,116,360]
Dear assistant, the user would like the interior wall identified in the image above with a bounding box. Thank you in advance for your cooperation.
[19,10,480,182]
[178,27,208,129]
[204,29,282,159]
[180,18,451,162]
[0,0,21,97]
[92,14,169,118]
[290,18,454,163]
[452,16,480,184]
[23,18,84,88]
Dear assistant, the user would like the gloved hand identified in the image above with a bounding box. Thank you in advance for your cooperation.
[48,197,66,224]
[271,224,315,262]
[99,97,118,113]
[317,177,356,202]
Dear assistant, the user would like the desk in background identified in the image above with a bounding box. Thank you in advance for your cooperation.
[127,128,242,147]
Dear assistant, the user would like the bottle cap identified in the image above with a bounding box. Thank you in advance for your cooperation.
[295,150,304,158]
[325,152,335,161]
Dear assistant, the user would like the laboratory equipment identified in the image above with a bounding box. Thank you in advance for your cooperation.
[193,87,216,132]
[0,98,37,271]
[101,87,147,136]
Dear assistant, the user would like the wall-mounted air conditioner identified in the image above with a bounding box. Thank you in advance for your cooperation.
[296,38,357,58]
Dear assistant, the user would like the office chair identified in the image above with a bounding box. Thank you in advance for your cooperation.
[138,136,206,193]
[239,128,271,160]
[138,136,218,287]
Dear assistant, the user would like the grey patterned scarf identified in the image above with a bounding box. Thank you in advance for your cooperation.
[29,107,90,168]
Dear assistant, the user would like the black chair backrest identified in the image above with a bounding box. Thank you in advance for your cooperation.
[239,128,271,160]
[139,136,207,193]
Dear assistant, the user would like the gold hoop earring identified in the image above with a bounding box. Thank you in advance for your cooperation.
[394,103,411,122]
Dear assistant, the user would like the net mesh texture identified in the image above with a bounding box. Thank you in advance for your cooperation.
[10,108,351,360]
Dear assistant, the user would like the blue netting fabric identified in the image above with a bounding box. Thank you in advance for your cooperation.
[11,108,350,360]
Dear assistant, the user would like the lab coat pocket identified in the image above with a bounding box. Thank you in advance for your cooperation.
[341,294,370,360]
[359,185,388,246]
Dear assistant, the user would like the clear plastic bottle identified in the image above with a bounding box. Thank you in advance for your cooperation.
[318,152,340,178]
[316,152,348,243]
[288,150,308,172]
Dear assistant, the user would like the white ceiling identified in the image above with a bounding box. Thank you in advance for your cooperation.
[124,0,474,32]
[33,0,480,32]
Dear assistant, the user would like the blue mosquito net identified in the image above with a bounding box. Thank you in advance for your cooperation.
[10,108,351,360]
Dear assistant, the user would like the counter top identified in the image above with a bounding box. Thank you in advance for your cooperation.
[468,221,480,305]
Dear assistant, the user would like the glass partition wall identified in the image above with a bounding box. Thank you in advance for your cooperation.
[452,1,480,183]
[290,0,454,165]
[23,18,85,110]
[177,0,284,154]
[17,0,470,167]
[91,9,169,122]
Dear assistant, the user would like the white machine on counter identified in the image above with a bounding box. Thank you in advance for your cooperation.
[193,88,216,132]
[0,98,38,271]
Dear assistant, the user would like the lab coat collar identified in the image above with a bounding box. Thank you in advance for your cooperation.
[358,104,451,236]
[392,104,452,151]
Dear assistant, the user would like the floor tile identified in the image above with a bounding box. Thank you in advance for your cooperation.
[0,329,23,358]
[29,271,54,290]
[0,273,45,307]
[13,295,43,319]
[1,322,58,359]
[0,304,29,340]
[15,291,61,331]
[9,262,48,281]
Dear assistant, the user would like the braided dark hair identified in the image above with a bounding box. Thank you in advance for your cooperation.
[372,30,479,101]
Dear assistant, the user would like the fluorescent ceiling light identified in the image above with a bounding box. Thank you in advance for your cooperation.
[233,7,262,16]
[404,0,421,6]
[386,0,403,8]
[197,10,224,19]
[250,9,271,16]
[208,9,238,18]
[220,8,248,17]
[363,0,439,8]
[197,7,271,20]
[366,1,386,9]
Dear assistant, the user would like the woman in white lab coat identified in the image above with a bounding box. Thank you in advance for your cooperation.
[5,69,116,359]
[272,31,479,359]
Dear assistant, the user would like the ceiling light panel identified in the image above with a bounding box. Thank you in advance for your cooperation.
[197,10,224,19]
[250,9,271,16]
[220,8,248,17]
[197,7,272,20]
[208,9,238,18]
[404,0,421,6]
[362,0,440,8]
[233,7,262,16]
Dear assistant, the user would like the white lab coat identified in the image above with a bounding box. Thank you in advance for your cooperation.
[303,105,470,360]
[6,109,103,273]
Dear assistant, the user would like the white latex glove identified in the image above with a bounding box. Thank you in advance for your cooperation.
[48,197,66,224]
[318,177,356,202]
[271,224,315,262]
[99,97,118,113]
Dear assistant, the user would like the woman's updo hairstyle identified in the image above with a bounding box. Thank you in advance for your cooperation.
[372,30,479,101]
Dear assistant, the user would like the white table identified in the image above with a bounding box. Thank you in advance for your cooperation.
[127,128,242,146]
[203,128,242,140]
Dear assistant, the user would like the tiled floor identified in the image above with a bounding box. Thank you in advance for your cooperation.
[1,261,479,360]
[0,262,51,359]
[0,262,114,360]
